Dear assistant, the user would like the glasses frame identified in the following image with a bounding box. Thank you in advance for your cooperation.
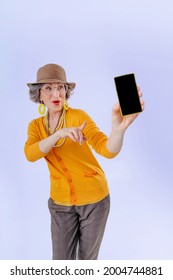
[41,83,68,96]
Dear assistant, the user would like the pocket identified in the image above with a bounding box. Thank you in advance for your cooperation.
[84,171,98,177]
[82,170,107,191]
[51,174,61,180]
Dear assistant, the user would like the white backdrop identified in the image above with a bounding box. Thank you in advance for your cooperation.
[0,0,173,260]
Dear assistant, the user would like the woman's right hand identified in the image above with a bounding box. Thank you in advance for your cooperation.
[56,121,87,145]
[39,122,87,154]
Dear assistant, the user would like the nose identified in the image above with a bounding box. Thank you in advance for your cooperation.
[52,88,61,97]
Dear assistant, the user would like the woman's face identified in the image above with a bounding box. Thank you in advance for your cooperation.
[40,83,67,112]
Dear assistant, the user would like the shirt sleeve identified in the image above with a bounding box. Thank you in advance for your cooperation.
[24,119,47,162]
[79,110,118,159]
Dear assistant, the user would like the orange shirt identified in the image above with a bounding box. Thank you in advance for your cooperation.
[24,108,117,206]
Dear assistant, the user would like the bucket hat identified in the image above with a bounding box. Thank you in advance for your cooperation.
[27,63,76,89]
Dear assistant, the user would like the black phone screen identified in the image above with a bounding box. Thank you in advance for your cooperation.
[114,73,142,116]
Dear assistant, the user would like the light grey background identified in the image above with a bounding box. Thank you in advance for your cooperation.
[0,0,173,259]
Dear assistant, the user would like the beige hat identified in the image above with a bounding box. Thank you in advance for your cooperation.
[27,63,76,89]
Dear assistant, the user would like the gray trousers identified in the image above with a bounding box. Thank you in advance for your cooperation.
[48,195,110,260]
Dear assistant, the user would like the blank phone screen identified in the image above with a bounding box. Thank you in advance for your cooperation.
[114,73,142,116]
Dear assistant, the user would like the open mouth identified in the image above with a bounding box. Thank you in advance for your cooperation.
[52,100,60,106]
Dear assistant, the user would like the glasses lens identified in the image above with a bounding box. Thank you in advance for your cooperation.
[57,84,66,91]
[42,85,53,94]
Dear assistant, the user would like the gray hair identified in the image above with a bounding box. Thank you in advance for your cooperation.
[28,83,74,103]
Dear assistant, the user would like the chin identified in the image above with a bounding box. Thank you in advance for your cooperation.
[52,106,63,112]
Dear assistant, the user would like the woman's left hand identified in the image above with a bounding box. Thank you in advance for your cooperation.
[111,87,145,132]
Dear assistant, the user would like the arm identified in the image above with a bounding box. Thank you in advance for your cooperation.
[39,122,87,154]
[106,87,144,153]
[79,110,118,159]
[24,119,87,162]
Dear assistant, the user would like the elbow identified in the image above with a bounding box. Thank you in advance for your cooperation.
[24,153,37,162]
[104,152,119,159]
[104,142,120,159]
[24,147,37,162]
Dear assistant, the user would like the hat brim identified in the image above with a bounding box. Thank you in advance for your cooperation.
[27,79,76,90]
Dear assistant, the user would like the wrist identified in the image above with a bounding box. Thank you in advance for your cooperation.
[54,130,62,141]
[111,124,126,135]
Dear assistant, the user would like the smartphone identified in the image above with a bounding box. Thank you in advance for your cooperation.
[114,73,142,116]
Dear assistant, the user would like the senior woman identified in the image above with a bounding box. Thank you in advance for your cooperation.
[24,63,144,260]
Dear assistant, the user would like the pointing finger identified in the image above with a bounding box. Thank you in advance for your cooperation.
[78,121,87,131]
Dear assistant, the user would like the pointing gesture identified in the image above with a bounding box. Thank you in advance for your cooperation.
[57,121,87,145]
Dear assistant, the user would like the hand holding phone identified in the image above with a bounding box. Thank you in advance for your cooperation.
[114,73,142,116]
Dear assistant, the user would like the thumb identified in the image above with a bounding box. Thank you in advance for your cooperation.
[112,103,120,113]
[78,121,87,131]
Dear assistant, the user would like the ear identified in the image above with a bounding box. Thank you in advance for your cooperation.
[39,91,44,103]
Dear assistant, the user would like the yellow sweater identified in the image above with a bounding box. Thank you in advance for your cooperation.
[24,108,117,206]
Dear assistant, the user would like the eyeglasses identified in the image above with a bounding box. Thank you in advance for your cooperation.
[41,84,67,95]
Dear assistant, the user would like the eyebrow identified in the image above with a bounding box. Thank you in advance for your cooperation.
[44,83,63,86]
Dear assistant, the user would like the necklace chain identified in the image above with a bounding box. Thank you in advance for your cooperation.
[44,108,67,147]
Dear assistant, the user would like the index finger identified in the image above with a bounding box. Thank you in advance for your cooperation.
[78,121,87,131]
[137,86,143,97]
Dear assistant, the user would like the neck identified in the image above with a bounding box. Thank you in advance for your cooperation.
[48,109,62,122]
[47,109,63,131]
[45,108,67,135]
